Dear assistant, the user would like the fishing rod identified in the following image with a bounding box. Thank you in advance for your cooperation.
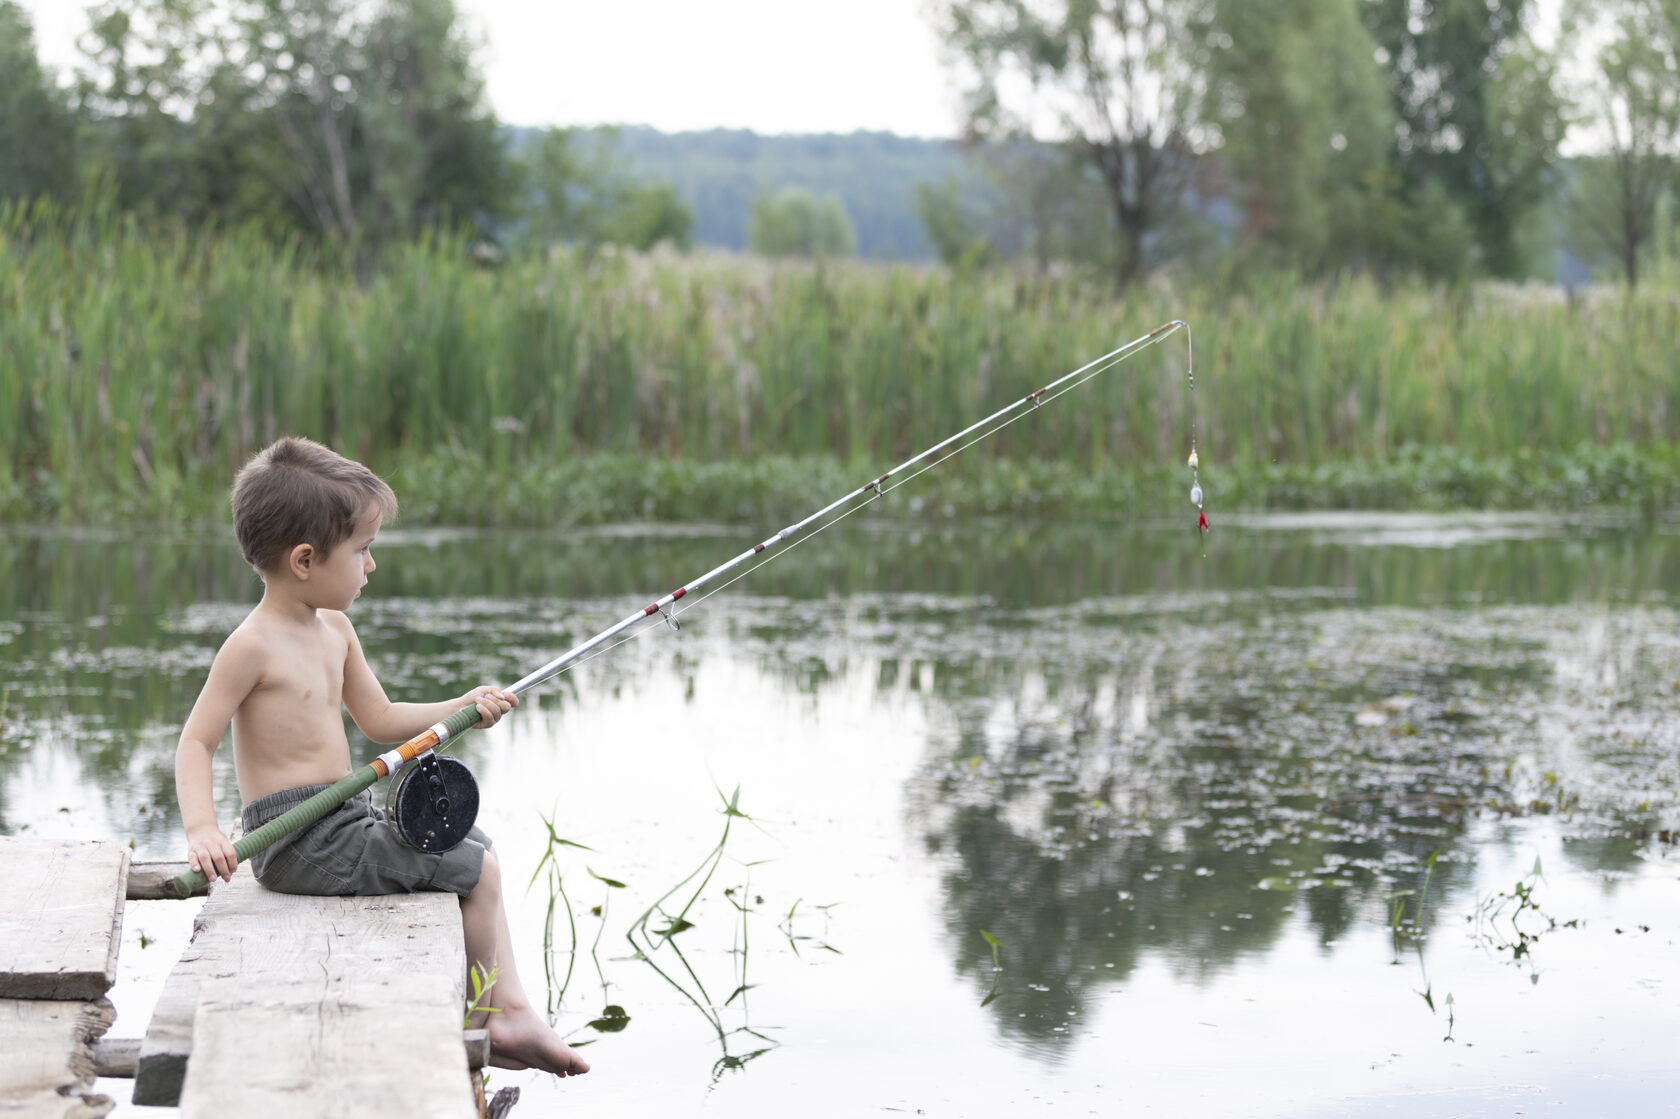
[168,318,1198,898]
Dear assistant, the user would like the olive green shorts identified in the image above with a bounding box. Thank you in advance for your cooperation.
[241,783,490,899]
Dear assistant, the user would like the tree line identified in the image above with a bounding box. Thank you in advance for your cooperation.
[2,0,1677,287]
[933,0,1680,288]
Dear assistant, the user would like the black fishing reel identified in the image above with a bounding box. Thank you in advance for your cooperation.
[385,750,480,853]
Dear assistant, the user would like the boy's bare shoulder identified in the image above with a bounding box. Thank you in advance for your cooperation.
[319,609,358,640]
[221,607,286,653]
[201,610,278,693]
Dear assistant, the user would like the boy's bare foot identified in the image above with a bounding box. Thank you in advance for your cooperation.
[487,1005,591,1077]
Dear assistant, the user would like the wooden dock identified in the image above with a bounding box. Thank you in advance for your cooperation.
[0,838,126,1118]
[0,836,492,1118]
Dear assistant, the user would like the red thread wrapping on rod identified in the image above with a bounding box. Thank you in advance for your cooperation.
[672,587,687,600]
[643,603,659,616]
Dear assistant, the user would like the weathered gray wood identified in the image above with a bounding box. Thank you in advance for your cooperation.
[0,998,115,1118]
[462,1028,489,1070]
[124,862,207,901]
[0,839,128,1000]
[88,1037,140,1079]
[135,867,466,1108]
[97,1031,483,1078]
[486,1085,520,1119]
[179,974,474,1119]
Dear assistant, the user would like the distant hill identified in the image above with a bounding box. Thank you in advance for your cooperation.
[509,125,974,260]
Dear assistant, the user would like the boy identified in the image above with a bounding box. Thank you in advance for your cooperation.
[175,435,588,1078]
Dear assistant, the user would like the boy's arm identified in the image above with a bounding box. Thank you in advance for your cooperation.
[334,612,517,744]
[176,631,263,882]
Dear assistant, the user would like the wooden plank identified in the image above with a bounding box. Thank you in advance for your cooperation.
[95,1031,485,1078]
[88,1038,140,1079]
[180,974,474,1119]
[124,862,207,901]
[0,999,115,1119]
[462,1028,489,1071]
[0,839,128,1000]
[135,868,466,1107]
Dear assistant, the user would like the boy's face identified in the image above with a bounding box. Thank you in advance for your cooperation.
[313,509,381,610]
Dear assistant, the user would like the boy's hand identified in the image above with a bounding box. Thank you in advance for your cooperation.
[186,825,238,883]
[463,685,517,730]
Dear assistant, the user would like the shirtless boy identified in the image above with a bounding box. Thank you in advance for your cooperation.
[175,435,588,1078]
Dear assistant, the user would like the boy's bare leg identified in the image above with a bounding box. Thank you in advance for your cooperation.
[462,848,591,1077]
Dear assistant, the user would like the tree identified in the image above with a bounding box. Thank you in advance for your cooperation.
[938,0,1206,289]
[1197,0,1393,272]
[915,175,993,267]
[1564,0,1680,286]
[1343,166,1477,282]
[918,138,1115,271]
[0,2,77,204]
[73,0,241,219]
[70,0,507,242]
[515,127,693,251]
[229,0,506,242]
[1362,0,1566,277]
[748,187,856,257]
[609,182,692,250]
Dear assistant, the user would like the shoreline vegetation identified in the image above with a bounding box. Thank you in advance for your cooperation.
[5,203,1679,526]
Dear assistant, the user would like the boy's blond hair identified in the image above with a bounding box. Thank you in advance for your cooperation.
[231,436,398,573]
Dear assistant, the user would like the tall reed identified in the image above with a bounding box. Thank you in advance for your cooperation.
[4,200,1676,520]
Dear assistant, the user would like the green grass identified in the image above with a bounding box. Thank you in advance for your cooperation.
[5,199,1680,524]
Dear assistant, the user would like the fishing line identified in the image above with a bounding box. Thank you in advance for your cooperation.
[166,319,1198,896]
[536,320,1194,676]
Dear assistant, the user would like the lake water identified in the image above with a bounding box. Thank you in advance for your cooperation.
[2,512,1677,1117]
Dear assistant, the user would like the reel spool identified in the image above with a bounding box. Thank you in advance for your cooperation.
[385,750,480,852]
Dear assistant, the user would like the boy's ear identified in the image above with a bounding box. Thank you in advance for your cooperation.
[287,542,315,580]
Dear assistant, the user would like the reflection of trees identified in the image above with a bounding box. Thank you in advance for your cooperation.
[893,598,1680,1045]
[930,801,1302,1045]
[917,709,1488,1045]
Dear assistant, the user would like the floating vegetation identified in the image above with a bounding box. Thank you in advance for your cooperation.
[1473,857,1577,980]
[1388,850,1442,946]
[776,899,841,958]
[529,787,797,1077]
[623,787,781,1079]
[527,808,593,1018]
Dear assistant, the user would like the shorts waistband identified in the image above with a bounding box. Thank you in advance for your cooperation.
[241,783,362,828]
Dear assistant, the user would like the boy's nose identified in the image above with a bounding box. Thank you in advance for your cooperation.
[365,551,377,573]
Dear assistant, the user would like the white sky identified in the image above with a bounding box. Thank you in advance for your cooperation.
[17,0,969,138]
[17,0,1589,148]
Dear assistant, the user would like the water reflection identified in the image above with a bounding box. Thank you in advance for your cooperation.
[883,589,1680,1042]
[2,516,1679,1082]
